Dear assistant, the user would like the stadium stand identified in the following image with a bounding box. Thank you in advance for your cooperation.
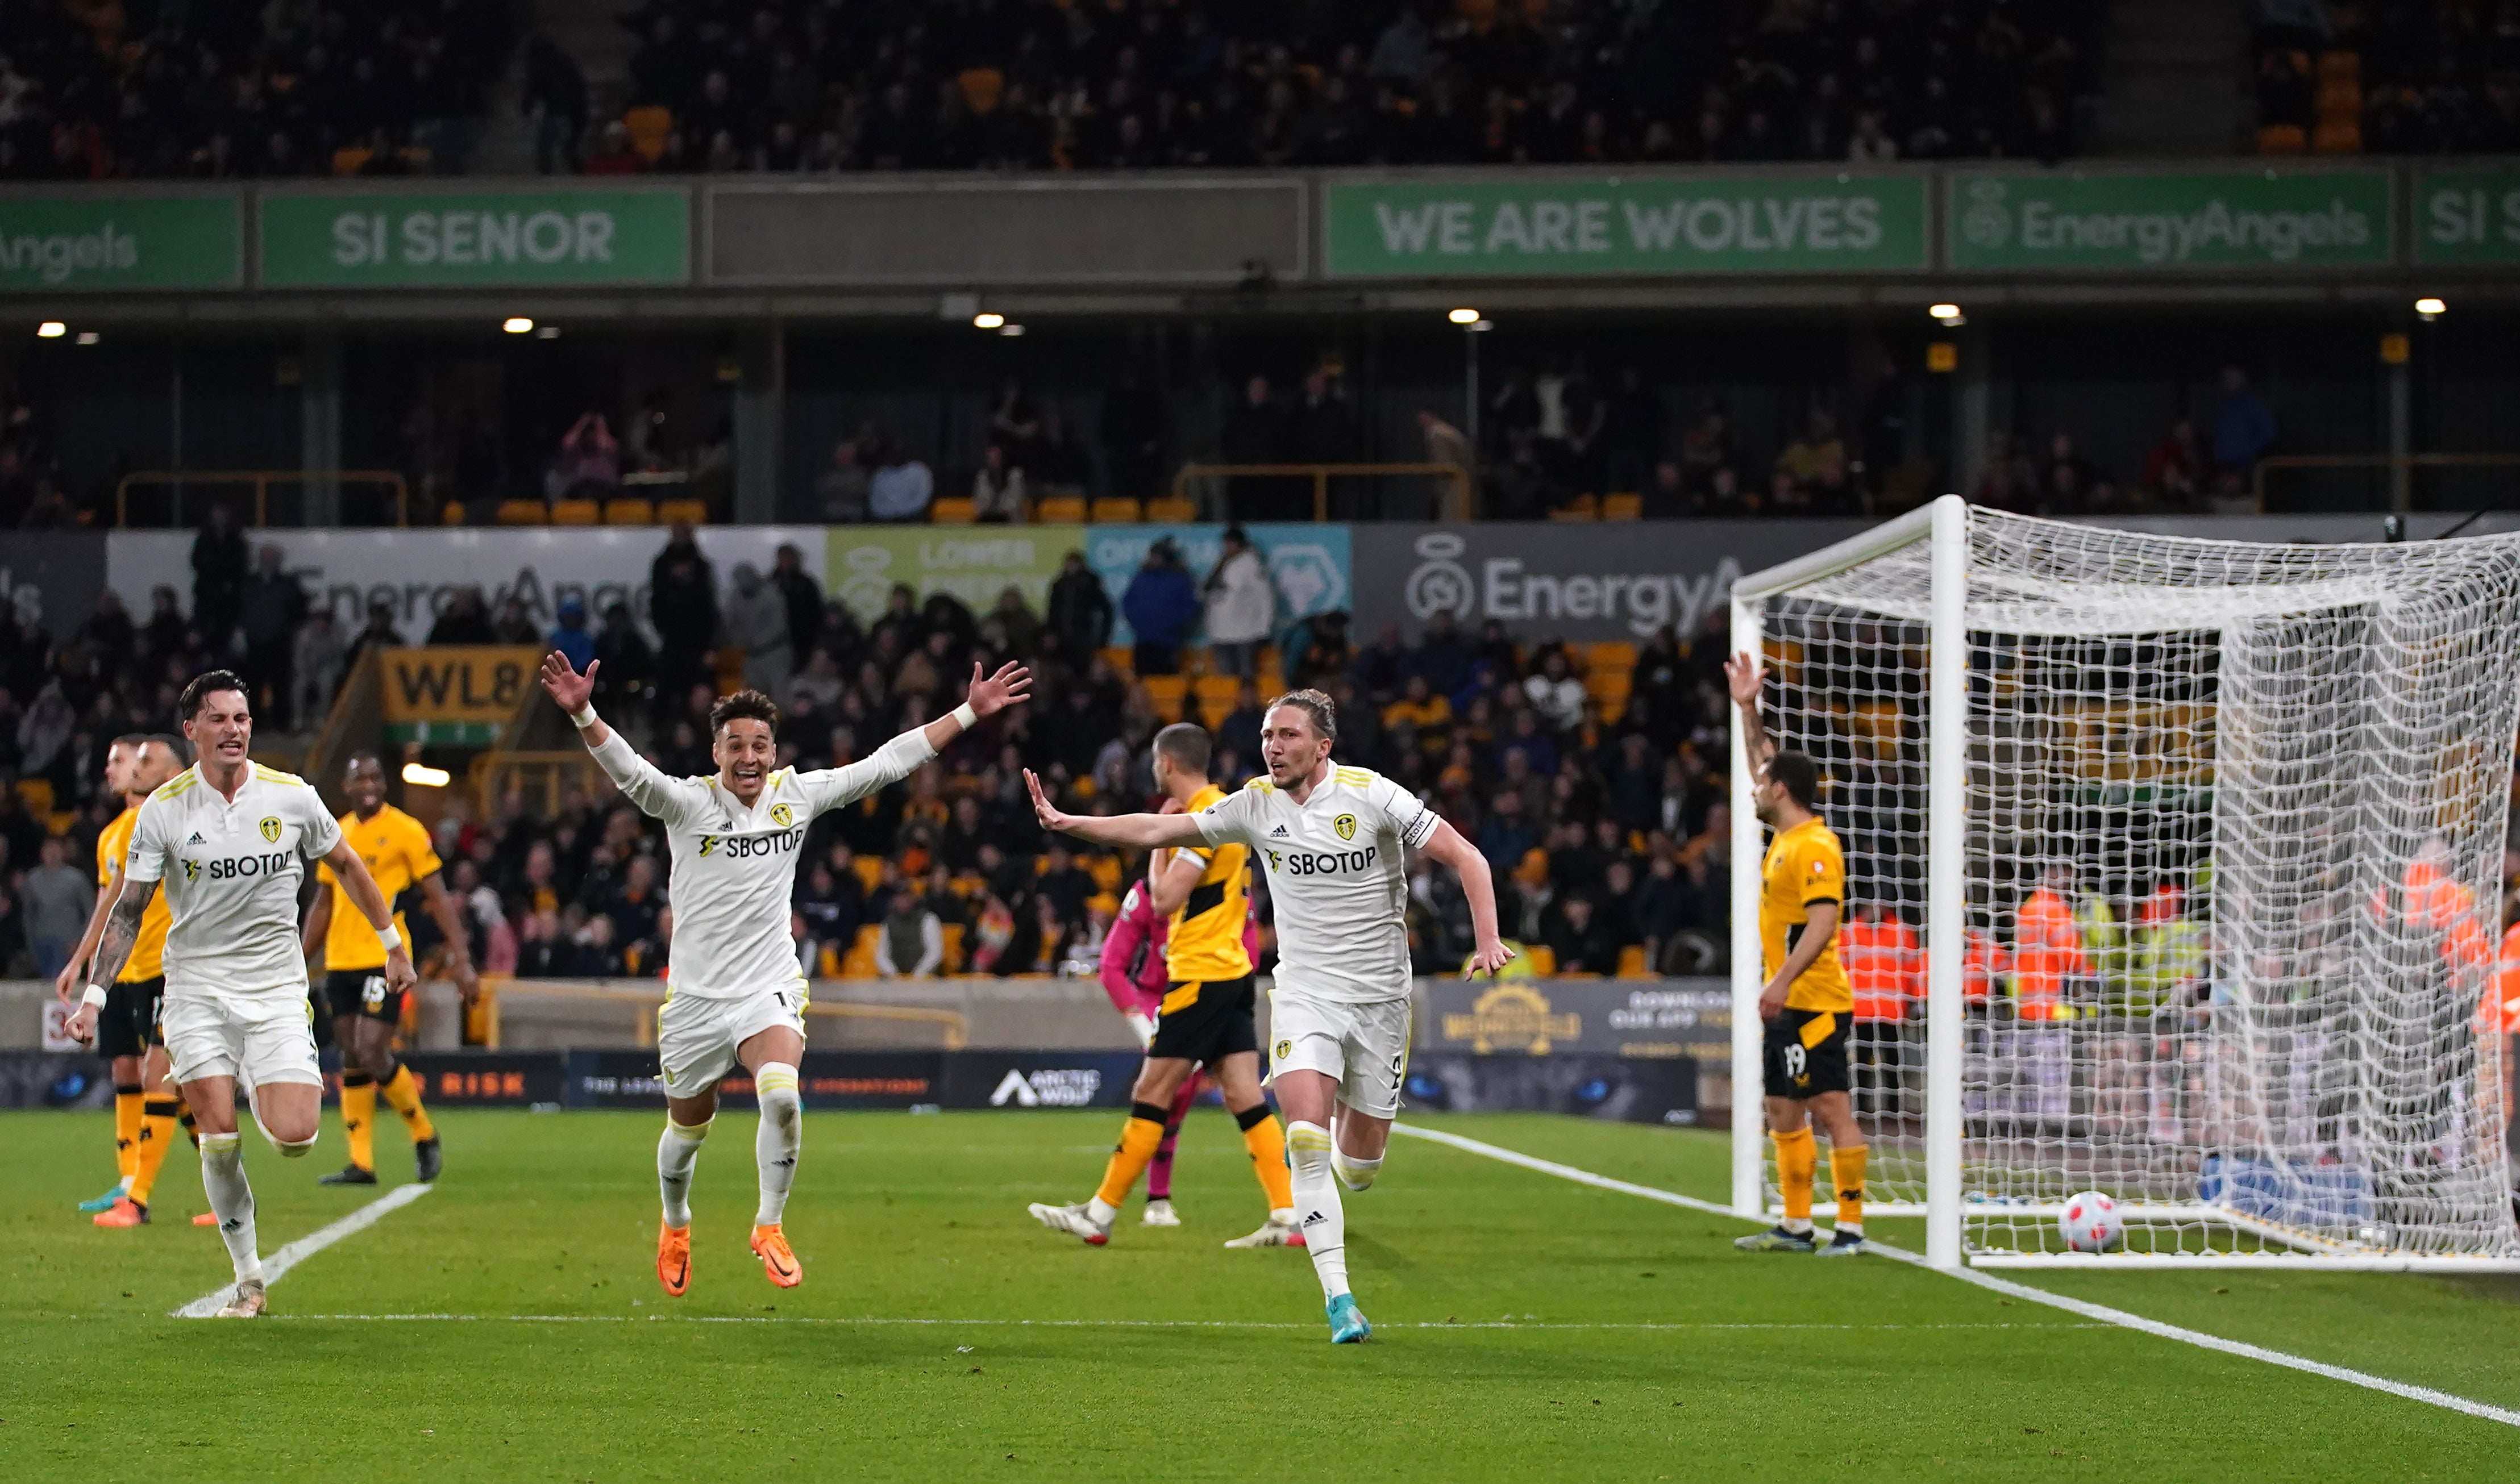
[2256,1,2520,154]
[0,544,1727,990]
[592,0,2100,172]
[0,0,515,178]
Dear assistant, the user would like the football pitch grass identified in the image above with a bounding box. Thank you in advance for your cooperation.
[6,1108,2518,1482]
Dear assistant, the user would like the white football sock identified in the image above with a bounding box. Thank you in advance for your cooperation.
[1332,1148,1382,1192]
[198,1133,263,1284]
[1782,1216,1814,1236]
[658,1116,711,1229]
[753,1064,801,1227]
[1286,1121,1348,1299]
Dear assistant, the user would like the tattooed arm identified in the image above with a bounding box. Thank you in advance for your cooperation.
[64,878,159,1047]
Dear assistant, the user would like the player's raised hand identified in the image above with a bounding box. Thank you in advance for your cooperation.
[1722,652,1762,706]
[539,651,598,715]
[1024,769,1072,835]
[966,661,1034,718]
[1464,939,1519,979]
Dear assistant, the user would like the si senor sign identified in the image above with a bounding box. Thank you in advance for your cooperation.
[378,646,541,745]
[259,187,690,287]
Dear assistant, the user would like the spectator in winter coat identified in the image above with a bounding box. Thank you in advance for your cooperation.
[1046,551,1114,660]
[548,596,597,673]
[1122,539,1200,676]
[1201,527,1274,678]
[723,562,793,699]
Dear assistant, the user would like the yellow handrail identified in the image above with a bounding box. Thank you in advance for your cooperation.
[115,469,410,527]
[477,979,968,1051]
[2251,453,2520,515]
[1170,461,1473,522]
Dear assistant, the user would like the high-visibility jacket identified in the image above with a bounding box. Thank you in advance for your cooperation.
[2477,923,2520,1037]
[1841,916,1922,1023]
[1961,928,2010,1003]
[2011,889,2086,1020]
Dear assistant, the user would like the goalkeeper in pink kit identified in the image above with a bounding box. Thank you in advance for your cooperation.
[1098,872,1263,1227]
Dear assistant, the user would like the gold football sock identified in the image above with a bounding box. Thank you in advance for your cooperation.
[113,1086,144,1182]
[1831,1145,1869,1231]
[1093,1102,1171,1209]
[180,1107,199,1149]
[340,1072,377,1171]
[378,1064,435,1143]
[129,1098,182,1207]
[1236,1104,1294,1210]
[1774,1126,1818,1223]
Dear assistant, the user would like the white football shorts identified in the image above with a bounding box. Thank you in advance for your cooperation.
[161,988,324,1090]
[1264,984,1412,1120]
[657,983,807,1096]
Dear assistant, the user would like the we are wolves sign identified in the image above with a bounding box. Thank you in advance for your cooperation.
[1323,175,1930,277]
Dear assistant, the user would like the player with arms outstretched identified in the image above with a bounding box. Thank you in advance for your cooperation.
[64,672,417,1316]
[1028,722,1299,1248]
[55,733,194,1226]
[1724,653,1869,1256]
[300,753,483,1185]
[541,649,1030,1296]
[1028,689,1513,1342]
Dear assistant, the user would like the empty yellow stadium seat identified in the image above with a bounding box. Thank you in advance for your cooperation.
[656,498,709,526]
[1616,945,1652,978]
[929,497,978,524]
[440,501,467,526]
[330,145,374,176]
[15,778,55,814]
[1521,945,1558,977]
[624,105,673,163]
[604,497,656,526]
[1144,498,1196,522]
[851,854,884,895]
[1585,641,1638,674]
[2314,78,2362,118]
[2316,49,2361,84]
[1602,492,1644,520]
[497,499,549,526]
[940,922,966,973]
[1549,495,1599,521]
[551,498,601,526]
[2313,118,2363,153]
[1100,647,1134,674]
[958,67,1005,114]
[1089,497,1142,523]
[2257,123,2307,154]
[1035,495,1088,524]
[1192,676,1241,715]
[841,923,880,978]
[1140,674,1188,717]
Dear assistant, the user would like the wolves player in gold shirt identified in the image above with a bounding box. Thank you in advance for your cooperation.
[1028,723,1299,1248]
[1726,654,1869,1256]
[55,734,196,1225]
[299,754,481,1184]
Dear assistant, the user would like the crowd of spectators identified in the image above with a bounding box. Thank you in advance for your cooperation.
[0,0,514,180]
[592,0,2097,178]
[0,518,1736,982]
[2256,1,2520,155]
[1972,367,2277,518]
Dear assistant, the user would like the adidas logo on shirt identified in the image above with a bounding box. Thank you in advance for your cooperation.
[1270,825,1290,838]
[187,832,206,844]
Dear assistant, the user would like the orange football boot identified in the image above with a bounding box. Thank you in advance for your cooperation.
[657,1223,692,1297]
[750,1224,802,1288]
[192,1212,217,1226]
[93,1198,148,1227]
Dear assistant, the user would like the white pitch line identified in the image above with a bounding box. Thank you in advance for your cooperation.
[1389,1122,2520,1431]
[173,1182,435,1319]
[256,1312,2103,1332]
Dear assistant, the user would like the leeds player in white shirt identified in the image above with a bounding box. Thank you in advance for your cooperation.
[65,671,416,1319]
[1028,687,1512,1343]
[540,649,1030,1297]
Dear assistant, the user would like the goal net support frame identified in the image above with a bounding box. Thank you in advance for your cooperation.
[1728,495,2520,1272]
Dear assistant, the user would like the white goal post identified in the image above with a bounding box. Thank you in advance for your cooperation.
[1729,495,2520,1270]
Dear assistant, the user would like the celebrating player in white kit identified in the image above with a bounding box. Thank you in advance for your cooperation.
[539,649,1030,1297]
[1028,687,1512,1343]
[64,672,417,1318]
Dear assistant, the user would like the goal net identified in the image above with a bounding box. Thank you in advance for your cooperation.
[1729,498,2520,1269]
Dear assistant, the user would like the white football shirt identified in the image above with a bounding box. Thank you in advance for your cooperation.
[124,762,345,999]
[591,725,936,999]
[1195,762,1437,1004]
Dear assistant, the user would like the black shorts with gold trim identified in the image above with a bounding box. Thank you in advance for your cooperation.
[97,977,166,1060]
[1149,973,1259,1065]
[326,968,408,1027]
[1762,1005,1852,1099]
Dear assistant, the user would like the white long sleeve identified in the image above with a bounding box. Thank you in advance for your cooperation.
[798,726,938,819]
[588,726,706,826]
